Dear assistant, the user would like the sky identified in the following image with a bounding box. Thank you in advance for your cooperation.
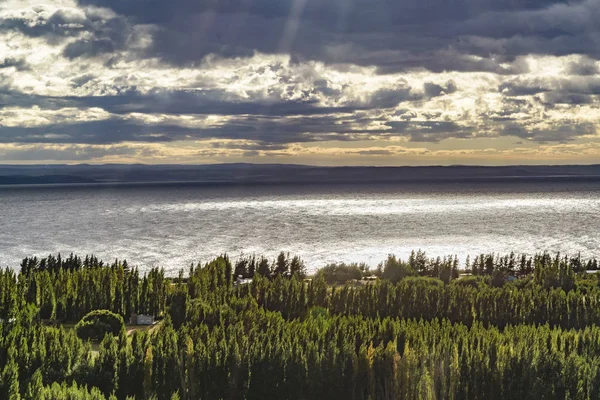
[1,0,600,165]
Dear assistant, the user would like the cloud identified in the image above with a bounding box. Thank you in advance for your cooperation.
[499,75,600,107]
[0,57,29,71]
[355,149,394,156]
[4,1,600,74]
[541,92,595,105]
[2,0,600,164]
[0,3,134,60]
[0,142,155,161]
[499,79,550,96]
[366,85,420,108]
[501,121,596,142]
[63,38,117,59]
[0,5,89,40]
[386,120,474,142]
[210,140,289,152]
[424,80,457,98]
[73,0,600,73]
[566,56,599,76]
[0,88,362,116]
[62,11,132,58]
[2,67,427,116]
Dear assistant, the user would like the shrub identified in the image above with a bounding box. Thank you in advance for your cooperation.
[307,306,330,320]
[381,255,416,284]
[317,263,362,284]
[451,275,487,289]
[75,309,124,341]
[400,276,444,288]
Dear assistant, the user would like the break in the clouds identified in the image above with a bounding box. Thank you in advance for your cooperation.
[0,0,600,164]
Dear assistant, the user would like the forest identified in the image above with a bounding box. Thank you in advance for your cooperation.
[2,250,600,399]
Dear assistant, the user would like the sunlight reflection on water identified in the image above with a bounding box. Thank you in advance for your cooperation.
[1,181,599,275]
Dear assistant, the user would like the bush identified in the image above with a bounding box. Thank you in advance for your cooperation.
[400,276,444,288]
[317,263,362,284]
[381,255,416,284]
[451,275,487,290]
[75,310,124,341]
[306,306,330,320]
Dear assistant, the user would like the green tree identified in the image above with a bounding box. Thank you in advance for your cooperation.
[256,257,271,278]
[289,256,307,279]
[76,309,125,341]
[25,369,44,400]
[273,252,289,276]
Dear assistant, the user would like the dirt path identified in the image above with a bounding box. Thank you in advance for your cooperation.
[126,320,162,336]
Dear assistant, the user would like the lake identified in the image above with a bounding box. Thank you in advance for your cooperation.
[1,180,599,274]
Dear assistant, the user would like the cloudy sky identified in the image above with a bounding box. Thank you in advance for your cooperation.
[1,0,600,165]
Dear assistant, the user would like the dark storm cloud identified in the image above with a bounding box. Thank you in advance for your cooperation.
[566,57,599,76]
[499,80,550,96]
[500,76,600,106]
[4,0,598,156]
[0,57,29,71]
[501,121,596,142]
[0,119,182,144]
[1,70,440,147]
[541,92,596,105]
[477,97,537,122]
[385,120,474,142]
[81,89,355,116]
[458,2,595,40]
[72,0,599,73]
[5,82,586,146]
[373,50,531,75]
[2,83,421,116]
[0,6,132,58]
[0,113,353,145]
[424,81,457,98]
[62,14,131,59]
[77,0,563,27]
[199,114,394,145]
[367,86,421,108]
[0,89,71,110]
[1,109,467,147]
[0,8,89,39]
[69,73,98,89]
[63,38,117,59]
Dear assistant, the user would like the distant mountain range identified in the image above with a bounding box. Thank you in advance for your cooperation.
[2,163,600,185]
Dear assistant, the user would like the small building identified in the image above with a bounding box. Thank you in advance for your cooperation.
[234,276,253,286]
[358,279,378,286]
[130,312,155,325]
[137,314,154,325]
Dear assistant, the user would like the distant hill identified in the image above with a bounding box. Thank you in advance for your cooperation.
[0,174,97,185]
[1,163,600,185]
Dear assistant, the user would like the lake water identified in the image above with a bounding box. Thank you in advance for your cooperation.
[1,180,600,275]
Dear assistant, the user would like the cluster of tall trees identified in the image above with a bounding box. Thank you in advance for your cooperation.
[3,251,600,399]
[380,250,596,287]
[231,252,307,280]
[1,255,167,323]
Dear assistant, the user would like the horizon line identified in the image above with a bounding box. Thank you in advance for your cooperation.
[2,162,600,169]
